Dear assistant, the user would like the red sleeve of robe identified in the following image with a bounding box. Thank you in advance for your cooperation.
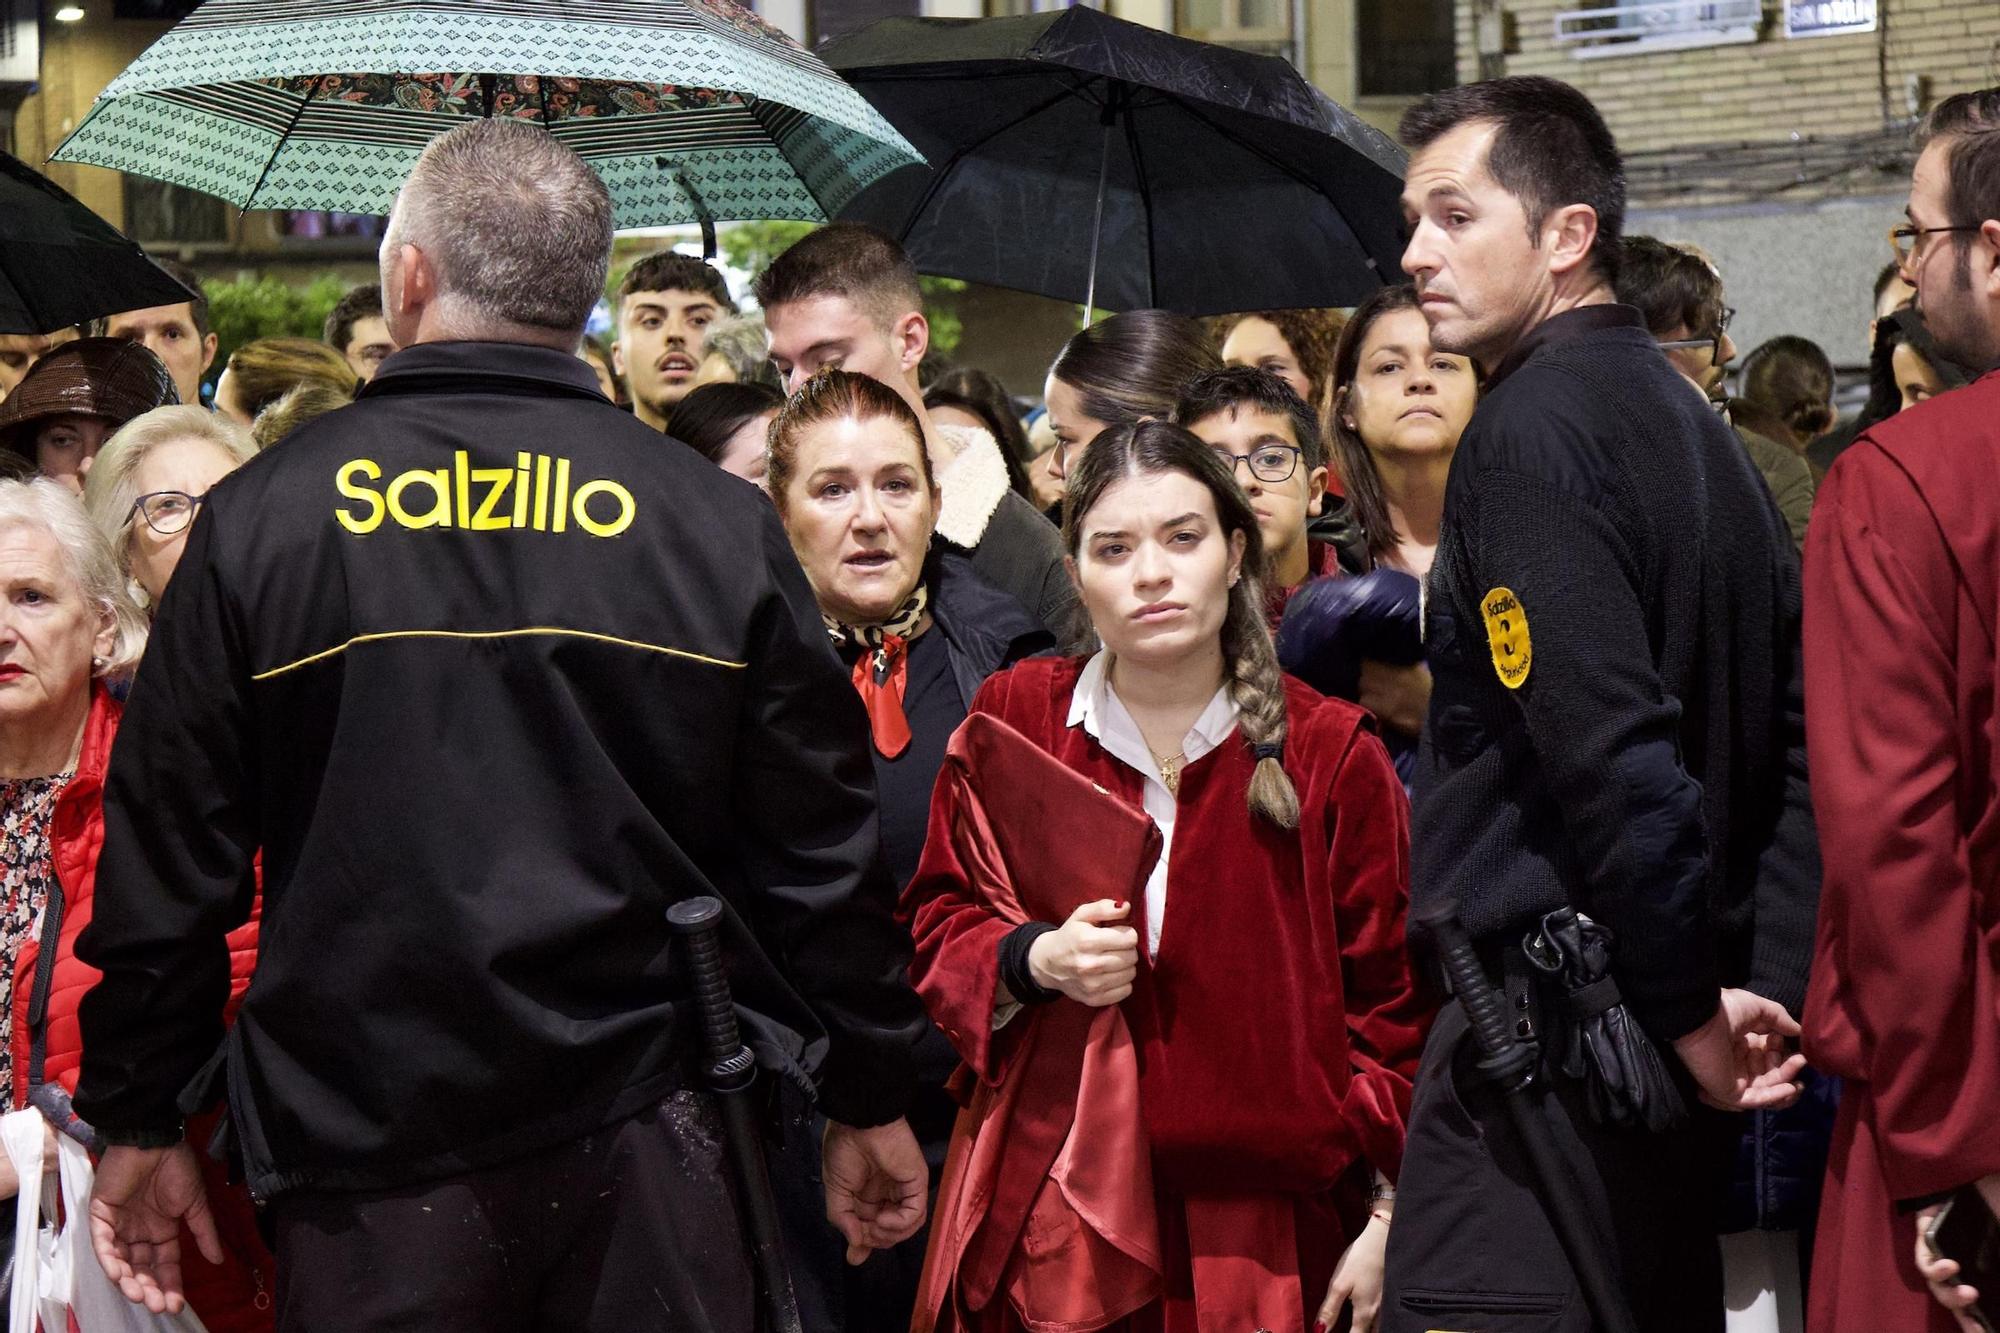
[1803,447,2000,1200]
[1322,722,1426,1184]
[900,672,1035,1087]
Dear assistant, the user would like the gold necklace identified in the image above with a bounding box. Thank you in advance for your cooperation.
[1151,748,1186,796]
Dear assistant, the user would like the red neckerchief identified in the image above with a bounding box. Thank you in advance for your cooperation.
[1263,539,1345,635]
[824,584,929,760]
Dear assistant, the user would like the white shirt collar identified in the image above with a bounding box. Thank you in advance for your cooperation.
[1067,650,1238,782]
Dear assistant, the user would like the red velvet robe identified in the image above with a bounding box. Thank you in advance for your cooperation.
[901,656,1431,1332]
[1802,369,2000,1333]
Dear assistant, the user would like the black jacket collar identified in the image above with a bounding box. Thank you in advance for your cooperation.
[1488,303,1648,387]
[361,341,606,402]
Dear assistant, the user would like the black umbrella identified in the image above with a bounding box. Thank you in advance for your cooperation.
[0,152,197,336]
[823,9,1408,318]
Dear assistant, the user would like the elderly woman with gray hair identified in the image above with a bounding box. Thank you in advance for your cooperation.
[0,479,142,1183]
[0,474,276,1329]
[83,405,256,614]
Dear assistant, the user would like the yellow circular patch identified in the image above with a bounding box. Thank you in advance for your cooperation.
[1481,586,1532,689]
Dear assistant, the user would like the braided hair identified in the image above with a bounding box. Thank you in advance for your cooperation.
[1062,420,1299,829]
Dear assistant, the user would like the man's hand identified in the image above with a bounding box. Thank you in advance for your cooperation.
[1670,988,1807,1112]
[822,1118,928,1265]
[1357,660,1432,739]
[1915,1174,2000,1333]
[1027,899,1139,1007]
[89,1143,223,1315]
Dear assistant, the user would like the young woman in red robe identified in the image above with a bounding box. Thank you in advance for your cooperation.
[901,420,1432,1333]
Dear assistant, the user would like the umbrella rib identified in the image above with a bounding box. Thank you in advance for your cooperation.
[1162,92,1333,197]
[888,76,1100,245]
[242,72,327,215]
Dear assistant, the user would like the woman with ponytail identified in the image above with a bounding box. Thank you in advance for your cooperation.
[901,420,1431,1332]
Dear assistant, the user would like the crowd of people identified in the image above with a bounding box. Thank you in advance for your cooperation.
[0,67,1991,1333]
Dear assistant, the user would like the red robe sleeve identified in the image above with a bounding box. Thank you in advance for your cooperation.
[900,763,1025,1085]
[1804,449,2000,1200]
[1324,725,1428,1184]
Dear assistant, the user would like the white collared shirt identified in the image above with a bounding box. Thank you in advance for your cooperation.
[1067,650,1240,957]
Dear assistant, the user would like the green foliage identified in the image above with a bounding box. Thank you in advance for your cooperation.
[203,274,351,391]
[711,220,967,359]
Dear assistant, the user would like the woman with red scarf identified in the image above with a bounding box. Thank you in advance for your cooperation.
[767,369,1051,1331]
[901,420,1432,1333]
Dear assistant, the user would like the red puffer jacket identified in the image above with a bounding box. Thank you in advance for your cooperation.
[9,687,273,1332]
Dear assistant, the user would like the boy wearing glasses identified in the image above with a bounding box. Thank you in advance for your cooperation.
[1174,365,1333,624]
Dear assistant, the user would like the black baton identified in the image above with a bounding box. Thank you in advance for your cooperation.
[669,897,803,1333]
[1416,901,1641,1333]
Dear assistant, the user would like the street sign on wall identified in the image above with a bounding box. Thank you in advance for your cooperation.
[1784,0,1877,38]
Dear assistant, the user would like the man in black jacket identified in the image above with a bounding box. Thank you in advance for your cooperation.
[1379,77,1817,1333]
[75,120,929,1331]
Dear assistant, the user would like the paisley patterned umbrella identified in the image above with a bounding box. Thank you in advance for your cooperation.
[51,0,920,230]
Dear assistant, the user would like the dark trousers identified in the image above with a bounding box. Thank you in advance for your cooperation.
[1381,997,1727,1333]
[270,1091,756,1333]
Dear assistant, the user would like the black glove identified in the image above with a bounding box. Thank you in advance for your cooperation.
[1525,909,1687,1133]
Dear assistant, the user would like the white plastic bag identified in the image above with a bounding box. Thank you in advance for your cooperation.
[4,1109,207,1333]
[4,1108,57,1333]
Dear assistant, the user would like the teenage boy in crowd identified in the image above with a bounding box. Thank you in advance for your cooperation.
[614,251,735,433]
[324,283,396,382]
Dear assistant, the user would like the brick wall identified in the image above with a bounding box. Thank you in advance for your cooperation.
[1457,0,1998,165]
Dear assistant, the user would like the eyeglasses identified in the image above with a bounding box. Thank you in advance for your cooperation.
[1658,305,1735,362]
[1890,223,1982,268]
[1210,444,1303,485]
[129,490,208,536]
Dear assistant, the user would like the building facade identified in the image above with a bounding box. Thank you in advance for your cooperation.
[1455,0,2000,365]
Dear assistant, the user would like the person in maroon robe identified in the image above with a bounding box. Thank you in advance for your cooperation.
[1803,88,2000,1333]
[901,420,1431,1333]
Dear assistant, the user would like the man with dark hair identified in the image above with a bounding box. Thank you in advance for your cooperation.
[1616,235,1814,554]
[613,250,736,432]
[1803,86,2000,1333]
[323,282,395,382]
[76,119,928,1331]
[99,255,216,407]
[757,224,1080,643]
[1382,76,1816,1332]
[1173,366,1332,605]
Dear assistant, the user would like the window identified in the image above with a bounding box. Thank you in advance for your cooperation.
[275,212,389,242]
[121,176,230,247]
[1356,0,1456,96]
[1552,0,1762,57]
[985,0,1076,14]
[1176,0,1291,55]
[813,0,918,44]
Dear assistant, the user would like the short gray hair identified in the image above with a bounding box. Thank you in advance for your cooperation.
[700,313,777,386]
[384,119,613,337]
[0,478,147,682]
[84,405,255,571]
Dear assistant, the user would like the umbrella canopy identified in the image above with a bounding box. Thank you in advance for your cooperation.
[0,152,199,336]
[52,0,920,230]
[823,9,1409,316]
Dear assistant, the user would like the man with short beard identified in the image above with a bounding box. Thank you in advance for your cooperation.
[1381,76,1816,1332]
[1802,87,2000,1333]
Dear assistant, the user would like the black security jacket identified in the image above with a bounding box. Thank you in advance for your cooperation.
[1411,306,1818,1043]
[74,342,925,1199]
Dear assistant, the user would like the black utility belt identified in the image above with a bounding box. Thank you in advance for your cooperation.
[1455,909,1689,1135]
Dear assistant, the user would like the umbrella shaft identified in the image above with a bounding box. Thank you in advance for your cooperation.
[1083,115,1114,325]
